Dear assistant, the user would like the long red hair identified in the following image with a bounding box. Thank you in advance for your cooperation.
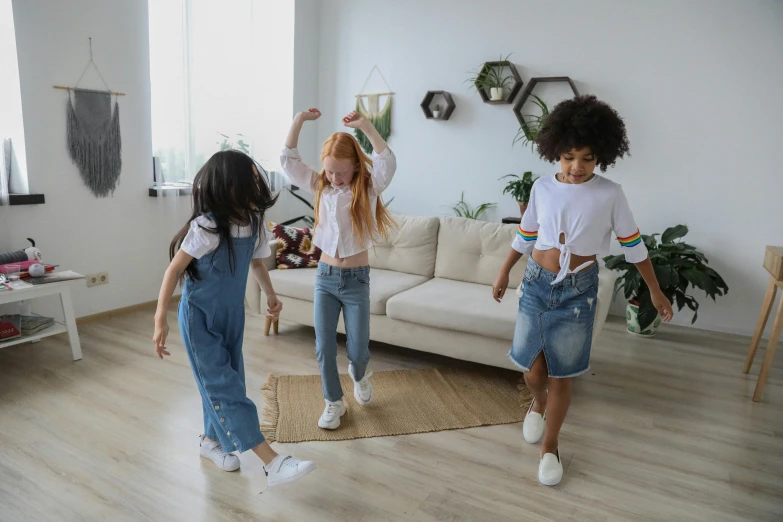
[315,132,394,245]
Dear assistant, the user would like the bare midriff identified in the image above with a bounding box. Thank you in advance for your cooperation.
[319,250,370,268]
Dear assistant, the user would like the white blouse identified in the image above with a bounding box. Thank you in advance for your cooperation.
[512,174,648,284]
[181,215,272,260]
[280,146,397,258]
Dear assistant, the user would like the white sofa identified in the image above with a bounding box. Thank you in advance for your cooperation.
[246,215,616,371]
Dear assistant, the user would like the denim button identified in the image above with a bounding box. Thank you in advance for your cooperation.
[234,442,238,447]
[227,431,231,436]
[220,418,225,423]
[214,405,220,411]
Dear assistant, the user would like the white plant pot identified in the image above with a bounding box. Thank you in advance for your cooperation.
[626,302,662,338]
[432,111,441,119]
[490,87,504,101]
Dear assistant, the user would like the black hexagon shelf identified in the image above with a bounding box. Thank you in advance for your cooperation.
[475,60,523,104]
[420,90,456,120]
[513,77,579,138]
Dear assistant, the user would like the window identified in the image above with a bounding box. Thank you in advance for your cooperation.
[148,0,295,185]
[0,0,30,203]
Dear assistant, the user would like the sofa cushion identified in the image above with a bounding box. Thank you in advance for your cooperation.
[435,217,525,288]
[386,278,518,340]
[269,267,429,315]
[369,215,440,278]
[269,222,321,269]
[268,267,317,302]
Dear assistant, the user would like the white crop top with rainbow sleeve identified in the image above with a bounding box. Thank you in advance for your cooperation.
[511,174,648,285]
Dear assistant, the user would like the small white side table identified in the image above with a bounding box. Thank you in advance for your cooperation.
[0,280,83,361]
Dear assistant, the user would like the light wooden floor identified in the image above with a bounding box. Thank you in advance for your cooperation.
[0,307,781,522]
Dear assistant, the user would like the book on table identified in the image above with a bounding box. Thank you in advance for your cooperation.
[0,315,22,341]
[21,315,55,335]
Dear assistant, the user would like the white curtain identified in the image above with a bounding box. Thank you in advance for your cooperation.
[1,0,29,204]
[148,0,295,187]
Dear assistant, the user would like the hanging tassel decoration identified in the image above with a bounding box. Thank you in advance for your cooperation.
[354,94,392,154]
[67,90,122,198]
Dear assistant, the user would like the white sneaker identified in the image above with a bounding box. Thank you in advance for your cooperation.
[349,363,374,405]
[265,455,316,487]
[538,450,563,486]
[523,399,546,444]
[199,435,240,472]
[318,400,346,430]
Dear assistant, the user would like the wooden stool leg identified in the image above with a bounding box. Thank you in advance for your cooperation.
[273,319,279,335]
[745,277,778,373]
[264,316,272,336]
[752,297,783,402]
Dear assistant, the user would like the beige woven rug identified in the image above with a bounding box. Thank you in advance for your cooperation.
[261,367,532,443]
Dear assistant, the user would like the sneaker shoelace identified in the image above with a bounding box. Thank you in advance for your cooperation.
[271,455,294,473]
[326,402,342,416]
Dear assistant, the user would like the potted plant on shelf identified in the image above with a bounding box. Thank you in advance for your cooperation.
[603,225,729,337]
[500,171,538,218]
[465,54,513,101]
[513,94,549,150]
[433,104,441,119]
[449,192,496,220]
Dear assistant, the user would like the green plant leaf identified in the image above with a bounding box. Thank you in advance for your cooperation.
[636,291,658,331]
[287,187,314,210]
[281,216,309,226]
[661,224,688,244]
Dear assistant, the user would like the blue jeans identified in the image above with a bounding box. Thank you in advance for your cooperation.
[314,262,371,402]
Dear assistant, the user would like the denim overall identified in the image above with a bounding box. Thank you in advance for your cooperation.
[178,218,265,453]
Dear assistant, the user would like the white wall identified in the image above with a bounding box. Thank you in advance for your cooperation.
[312,0,783,336]
[9,0,190,317]
[3,0,318,318]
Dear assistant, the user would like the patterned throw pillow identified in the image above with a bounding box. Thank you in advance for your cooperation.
[268,222,322,269]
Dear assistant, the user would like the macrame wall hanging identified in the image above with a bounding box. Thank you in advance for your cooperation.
[354,66,394,154]
[54,38,125,198]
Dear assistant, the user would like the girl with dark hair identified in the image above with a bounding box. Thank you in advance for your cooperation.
[492,95,673,486]
[153,150,315,487]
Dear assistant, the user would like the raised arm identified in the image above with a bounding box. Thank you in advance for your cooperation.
[281,108,322,193]
[343,111,397,195]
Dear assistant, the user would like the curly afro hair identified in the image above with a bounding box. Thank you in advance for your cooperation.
[534,95,630,172]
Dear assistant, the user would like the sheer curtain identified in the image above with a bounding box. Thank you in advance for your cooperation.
[148,0,294,188]
[0,0,30,205]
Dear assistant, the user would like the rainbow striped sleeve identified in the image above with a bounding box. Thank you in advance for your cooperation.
[516,225,538,242]
[617,229,642,248]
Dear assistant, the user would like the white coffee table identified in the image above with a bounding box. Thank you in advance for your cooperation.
[0,279,83,361]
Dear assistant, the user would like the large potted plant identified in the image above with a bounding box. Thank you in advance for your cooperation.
[604,225,729,337]
[500,171,537,218]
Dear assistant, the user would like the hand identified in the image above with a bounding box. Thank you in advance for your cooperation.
[651,290,674,322]
[267,295,283,320]
[153,320,170,359]
[342,111,368,130]
[297,108,321,122]
[492,274,509,303]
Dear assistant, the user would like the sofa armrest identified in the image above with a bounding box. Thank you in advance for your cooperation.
[244,240,279,314]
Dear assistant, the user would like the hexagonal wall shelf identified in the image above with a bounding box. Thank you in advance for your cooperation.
[513,76,579,137]
[475,60,523,104]
[420,90,456,120]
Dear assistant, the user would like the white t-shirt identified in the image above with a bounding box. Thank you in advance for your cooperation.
[180,215,272,260]
[512,174,648,284]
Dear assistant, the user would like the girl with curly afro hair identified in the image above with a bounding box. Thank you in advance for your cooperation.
[491,95,673,486]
